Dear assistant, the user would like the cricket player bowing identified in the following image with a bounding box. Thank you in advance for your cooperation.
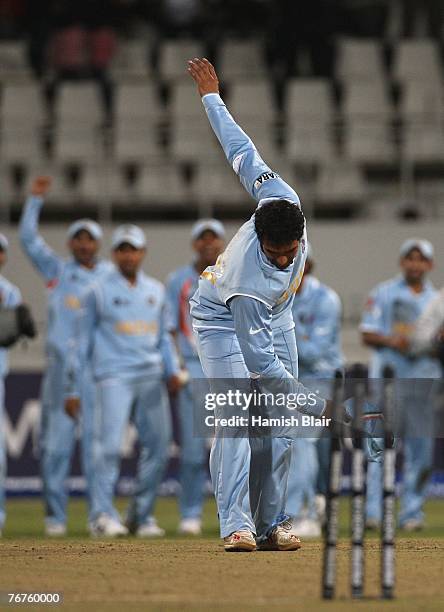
[187,59,340,552]
[0,234,22,536]
[64,225,181,537]
[19,176,113,536]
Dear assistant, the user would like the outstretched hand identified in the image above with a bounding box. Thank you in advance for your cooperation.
[31,176,52,197]
[187,58,220,97]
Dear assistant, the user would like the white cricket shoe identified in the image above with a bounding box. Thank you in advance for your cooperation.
[224,530,256,552]
[178,518,202,536]
[90,514,128,537]
[44,521,67,537]
[292,518,321,538]
[257,520,302,551]
[136,517,165,538]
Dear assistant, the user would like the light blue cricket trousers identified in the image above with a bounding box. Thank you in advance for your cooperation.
[91,374,171,525]
[178,358,208,520]
[196,326,297,540]
[40,350,96,526]
[366,380,435,526]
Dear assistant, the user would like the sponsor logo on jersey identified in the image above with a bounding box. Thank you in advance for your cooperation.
[115,320,158,335]
[254,172,278,190]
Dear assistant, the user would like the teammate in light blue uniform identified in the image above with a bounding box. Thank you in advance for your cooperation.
[65,225,180,537]
[19,176,113,536]
[287,243,344,536]
[361,238,440,530]
[187,59,331,552]
[166,219,225,535]
[0,234,22,536]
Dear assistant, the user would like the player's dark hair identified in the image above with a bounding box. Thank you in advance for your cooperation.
[254,200,305,246]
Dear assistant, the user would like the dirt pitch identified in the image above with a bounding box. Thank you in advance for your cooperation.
[1,538,443,611]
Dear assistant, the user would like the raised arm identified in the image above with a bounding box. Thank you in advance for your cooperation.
[187,58,299,204]
[19,176,63,283]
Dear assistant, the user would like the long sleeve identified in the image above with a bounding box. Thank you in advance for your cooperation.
[19,195,63,282]
[230,295,326,417]
[64,287,98,398]
[297,292,341,368]
[164,272,180,333]
[202,93,300,204]
[158,300,180,378]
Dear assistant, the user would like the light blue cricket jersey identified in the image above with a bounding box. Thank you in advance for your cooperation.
[190,93,308,332]
[360,275,440,378]
[67,268,179,394]
[165,263,199,362]
[292,275,344,377]
[0,274,22,378]
[19,195,113,358]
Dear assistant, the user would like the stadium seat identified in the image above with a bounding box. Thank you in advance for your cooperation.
[344,121,396,165]
[316,160,366,205]
[114,123,164,163]
[0,129,44,164]
[342,82,393,120]
[55,83,105,126]
[399,82,444,123]
[286,79,334,121]
[169,82,206,118]
[228,80,276,123]
[1,82,46,126]
[110,39,150,79]
[286,125,334,165]
[402,123,444,164]
[170,122,219,163]
[193,162,251,206]
[393,39,442,83]
[0,41,31,78]
[135,164,188,204]
[219,40,266,79]
[336,38,386,83]
[159,39,202,81]
[114,83,163,122]
[78,165,130,203]
[53,127,105,164]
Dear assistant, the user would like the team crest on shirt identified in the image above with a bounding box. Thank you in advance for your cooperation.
[147,295,156,306]
[113,297,131,306]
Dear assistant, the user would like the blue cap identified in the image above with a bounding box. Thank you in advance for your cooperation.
[0,233,8,251]
[112,224,146,250]
[191,219,225,241]
[67,219,102,241]
[400,238,434,260]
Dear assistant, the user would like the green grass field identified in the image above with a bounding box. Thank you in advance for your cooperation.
[3,496,444,540]
[2,498,444,611]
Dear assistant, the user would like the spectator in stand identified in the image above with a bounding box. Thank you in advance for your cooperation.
[46,0,119,115]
